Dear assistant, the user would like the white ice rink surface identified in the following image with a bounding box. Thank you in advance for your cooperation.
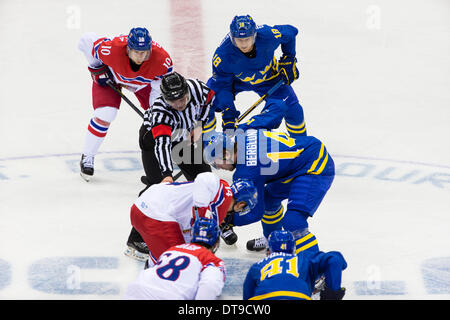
[0,0,449,300]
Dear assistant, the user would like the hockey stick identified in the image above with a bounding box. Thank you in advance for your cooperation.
[106,80,145,118]
[106,80,183,181]
[237,79,284,123]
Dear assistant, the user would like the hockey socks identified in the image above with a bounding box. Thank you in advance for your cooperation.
[261,206,285,239]
[82,107,118,157]
[83,117,110,156]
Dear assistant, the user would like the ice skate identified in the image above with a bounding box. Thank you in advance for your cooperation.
[80,154,94,182]
[124,240,149,262]
[246,236,268,252]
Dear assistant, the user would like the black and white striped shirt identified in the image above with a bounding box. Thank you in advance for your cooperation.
[143,78,215,177]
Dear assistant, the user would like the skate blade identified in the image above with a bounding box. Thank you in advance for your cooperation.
[80,172,92,182]
[124,247,149,262]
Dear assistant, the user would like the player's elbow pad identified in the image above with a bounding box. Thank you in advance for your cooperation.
[326,251,348,271]
[193,172,220,207]
[195,267,224,300]
[78,32,103,68]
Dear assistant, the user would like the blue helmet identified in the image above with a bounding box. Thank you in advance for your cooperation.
[230,179,258,212]
[268,230,296,254]
[230,15,256,39]
[203,132,235,168]
[128,27,152,51]
[191,217,220,248]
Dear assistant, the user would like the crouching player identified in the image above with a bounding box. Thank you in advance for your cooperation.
[128,171,257,264]
[243,230,347,300]
[204,129,335,253]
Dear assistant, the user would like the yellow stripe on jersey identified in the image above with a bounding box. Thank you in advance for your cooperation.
[281,177,295,184]
[309,152,329,175]
[307,143,329,175]
[202,125,216,133]
[249,290,311,300]
[203,117,216,129]
[202,118,217,134]
[307,143,324,173]
[222,121,235,126]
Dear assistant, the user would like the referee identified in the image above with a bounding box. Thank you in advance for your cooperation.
[125,72,219,261]
[140,72,216,185]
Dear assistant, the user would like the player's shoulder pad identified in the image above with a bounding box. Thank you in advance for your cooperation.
[175,243,225,269]
[214,34,235,58]
[109,35,129,48]
[197,246,225,269]
[195,172,220,186]
[150,41,172,62]
[272,24,299,36]
[217,33,233,50]
[255,24,277,38]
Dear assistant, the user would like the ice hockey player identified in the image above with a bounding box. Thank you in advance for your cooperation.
[129,172,257,265]
[124,217,226,300]
[243,230,347,300]
[78,27,173,181]
[206,15,306,138]
[125,71,226,261]
[204,129,334,253]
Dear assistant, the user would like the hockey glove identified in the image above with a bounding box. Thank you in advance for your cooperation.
[276,55,299,86]
[223,211,234,226]
[220,223,238,245]
[221,107,241,135]
[320,286,346,300]
[220,213,237,245]
[88,64,114,86]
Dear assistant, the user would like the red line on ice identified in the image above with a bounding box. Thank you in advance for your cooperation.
[169,0,207,81]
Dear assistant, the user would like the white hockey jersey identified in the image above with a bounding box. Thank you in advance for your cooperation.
[124,243,226,300]
[134,172,233,242]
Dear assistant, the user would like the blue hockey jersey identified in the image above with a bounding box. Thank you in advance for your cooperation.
[205,24,299,128]
[243,250,347,300]
[231,129,333,226]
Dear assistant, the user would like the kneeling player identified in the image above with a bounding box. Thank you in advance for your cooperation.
[243,230,347,300]
[124,217,226,300]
